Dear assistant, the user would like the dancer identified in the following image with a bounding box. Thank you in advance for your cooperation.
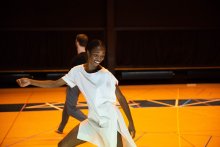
[17,39,136,147]
[56,34,88,134]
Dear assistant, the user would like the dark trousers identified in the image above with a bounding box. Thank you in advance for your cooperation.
[57,86,87,132]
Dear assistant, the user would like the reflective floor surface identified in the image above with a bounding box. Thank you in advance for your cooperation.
[1,83,220,147]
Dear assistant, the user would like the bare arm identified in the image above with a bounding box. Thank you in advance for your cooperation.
[16,78,66,88]
[115,85,136,138]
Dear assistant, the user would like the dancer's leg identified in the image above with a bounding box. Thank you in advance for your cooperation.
[66,86,87,121]
[57,102,69,133]
[117,132,123,147]
[58,124,86,147]
[57,86,87,132]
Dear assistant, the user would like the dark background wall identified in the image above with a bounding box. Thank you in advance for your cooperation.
[0,0,220,70]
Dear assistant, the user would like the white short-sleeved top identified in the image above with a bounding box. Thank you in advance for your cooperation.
[62,65,136,147]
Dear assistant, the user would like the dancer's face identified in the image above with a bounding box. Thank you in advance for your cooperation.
[87,47,105,67]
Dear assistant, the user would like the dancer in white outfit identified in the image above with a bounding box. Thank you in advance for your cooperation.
[16,39,136,147]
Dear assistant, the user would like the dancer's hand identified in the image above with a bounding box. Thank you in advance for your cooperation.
[128,123,136,138]
[16,78,31,87]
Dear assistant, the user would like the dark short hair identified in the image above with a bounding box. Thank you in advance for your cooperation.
[86,39,106,53]
[76,34,88,47]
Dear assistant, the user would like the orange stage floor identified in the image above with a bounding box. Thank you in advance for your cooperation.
[0,83,220,147]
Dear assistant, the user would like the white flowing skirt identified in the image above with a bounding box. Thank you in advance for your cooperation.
[77,104,136,147]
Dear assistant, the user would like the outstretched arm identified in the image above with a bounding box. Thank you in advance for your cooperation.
[115,85,136,138]
[16,78,66,88]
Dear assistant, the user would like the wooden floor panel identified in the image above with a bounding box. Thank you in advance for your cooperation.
[0,84,220,147]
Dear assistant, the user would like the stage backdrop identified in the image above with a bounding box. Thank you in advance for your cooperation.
[0,0,219,70]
